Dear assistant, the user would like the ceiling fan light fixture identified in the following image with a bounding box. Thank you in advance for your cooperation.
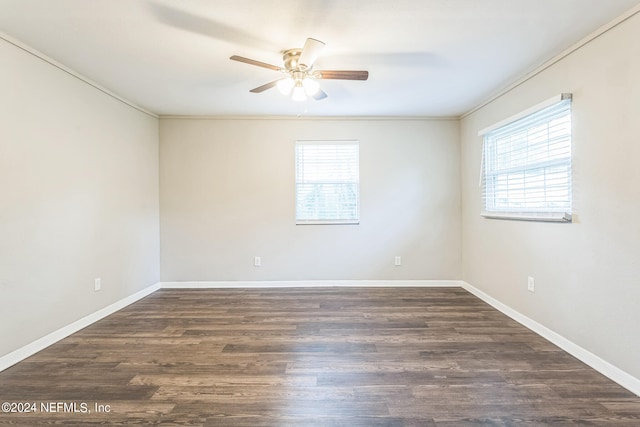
[277,77,295,95]
[291,84,307,102]
[302,77,320,96]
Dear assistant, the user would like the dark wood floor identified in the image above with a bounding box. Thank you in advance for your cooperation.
[1,287,639,426]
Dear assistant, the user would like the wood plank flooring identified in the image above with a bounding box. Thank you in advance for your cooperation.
[1,287,639,426]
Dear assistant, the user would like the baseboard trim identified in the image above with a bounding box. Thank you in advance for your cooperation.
[0,282,161,373]
[160,280,463,289]
[461,281,640,397]
[3,279,638,397]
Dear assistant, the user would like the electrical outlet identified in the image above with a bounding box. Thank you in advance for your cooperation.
[254,256,261,267]
[395,256,402,266]
[94,278,101,292]
[527,276,535,292]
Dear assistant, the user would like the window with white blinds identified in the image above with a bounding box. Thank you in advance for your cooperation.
[480,94,572,222]
[295,140,359,224]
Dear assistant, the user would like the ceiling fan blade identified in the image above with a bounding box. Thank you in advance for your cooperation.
[316,70,369,80]
[230,55,282,71]
[313,88,328,101]
[298,38,325,70]
[249,80,282,93]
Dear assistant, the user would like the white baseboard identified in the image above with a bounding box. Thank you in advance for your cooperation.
[3,278,638,397]
[461,281,640,397]
[160,279,463,289]
[0,282,161,373]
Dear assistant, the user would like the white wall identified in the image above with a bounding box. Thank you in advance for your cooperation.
[461,13,640,380]
[160,118,460,282]
[0,38,160,358]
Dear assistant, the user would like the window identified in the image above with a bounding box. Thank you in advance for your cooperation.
[480,94,572,222]
[295,140,359,224]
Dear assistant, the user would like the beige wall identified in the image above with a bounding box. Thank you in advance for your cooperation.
[160,118,460,281]
[0,39,160,357]
[461,13,640,379]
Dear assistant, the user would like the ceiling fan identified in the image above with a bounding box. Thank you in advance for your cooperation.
[230,38,369,102]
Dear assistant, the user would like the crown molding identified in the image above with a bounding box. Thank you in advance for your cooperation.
[0,31,158,119]
[461,4,640,119]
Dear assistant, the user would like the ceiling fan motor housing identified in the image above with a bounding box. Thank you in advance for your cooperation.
[282,49,304,71]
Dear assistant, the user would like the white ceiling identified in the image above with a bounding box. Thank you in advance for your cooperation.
[1,0,639,117]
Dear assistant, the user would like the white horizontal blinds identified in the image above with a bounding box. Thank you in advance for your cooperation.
[482,97,572,217]
[295,141,359,224]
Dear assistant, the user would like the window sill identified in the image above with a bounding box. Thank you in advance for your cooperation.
[481,212,572,223]
[296,220,360,225]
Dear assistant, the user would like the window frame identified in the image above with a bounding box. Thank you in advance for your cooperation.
[294,140,360,225]
[479,94,573,223]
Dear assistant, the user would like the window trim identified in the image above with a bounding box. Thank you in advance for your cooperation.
[294,140,360,225]
[478,94,573,223]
